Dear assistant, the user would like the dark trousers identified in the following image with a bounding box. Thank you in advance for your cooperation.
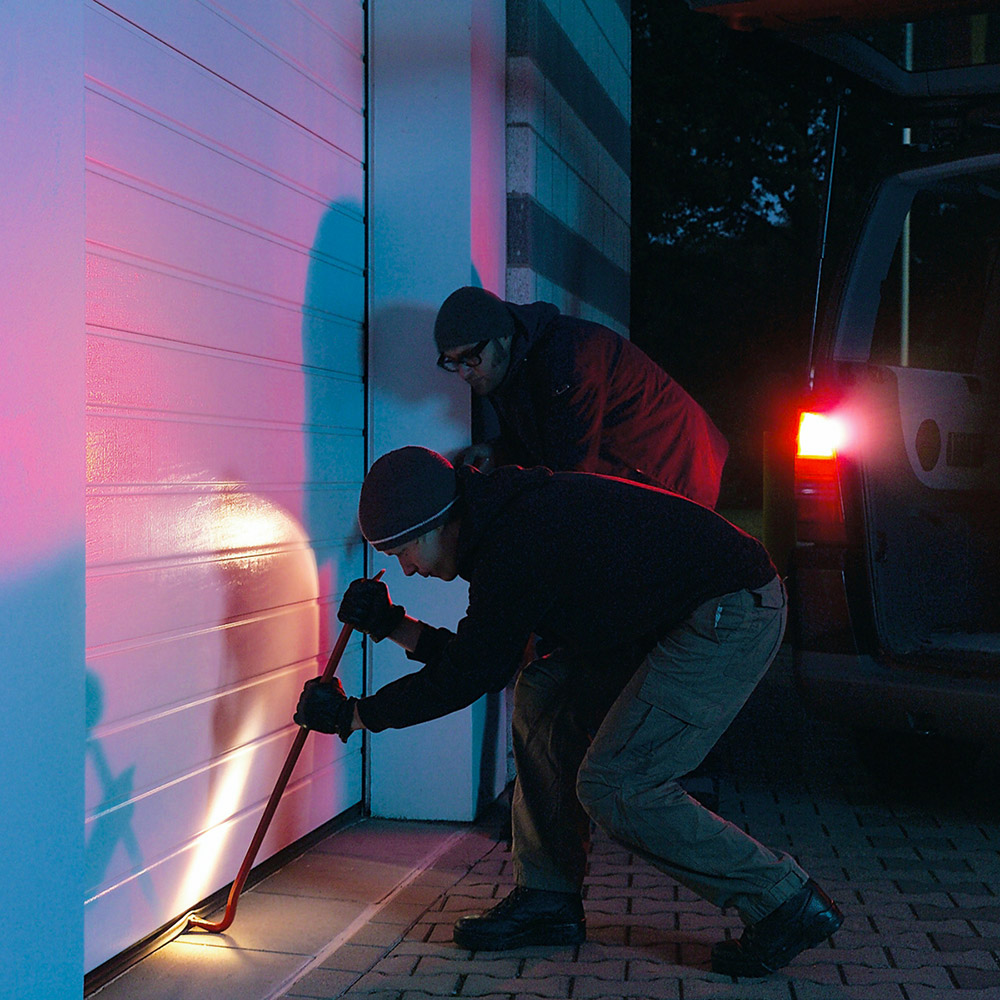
[511,575,809,923]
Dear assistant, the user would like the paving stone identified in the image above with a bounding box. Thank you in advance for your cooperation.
[796,945,891,968]
[876,915,972,938]
[368,953,419,975]
[423,922,456,944]
[319,942,392,973]
[351,968,460,994]
[950,965,1000,988]
[393,883,448,907]
[584,896,630,915]
[840,963,953,987]
[951,889,1000,907]
[794,981,903,999]
[285,967,359,998]
[929,931,1000,952]
[367,900,431,925]
[459,973,571,996]
[582,922,629,945]
[525,956,626,979]
[403,994,508,1000]
[883,944,971,969]
[679,977,792,998]
[857,886,949,905]
[877,858,972,874]
[846,900,915,921]
[783,961,846,985]
[912,903,1000,923]
[906,989,1000,1000]
[571,977,682,998]
[892,880,984,895]
[835,928,932,951]
[347,921,410,949]
[414,953,521,977]
[401,920,435,943]
[335,990,400,1000]
[391,939,463,957]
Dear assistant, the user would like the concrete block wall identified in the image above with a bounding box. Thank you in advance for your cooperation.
[506,0,631,334]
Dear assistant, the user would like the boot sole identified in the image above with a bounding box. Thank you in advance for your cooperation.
[453,921,586,951]
[711,908,844,977]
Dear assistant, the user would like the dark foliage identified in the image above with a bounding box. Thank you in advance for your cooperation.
[631,1,896,506]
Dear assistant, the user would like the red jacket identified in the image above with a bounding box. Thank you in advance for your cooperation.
[487,302,728,507]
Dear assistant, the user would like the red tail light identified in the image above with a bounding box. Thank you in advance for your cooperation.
[795,411,846,544]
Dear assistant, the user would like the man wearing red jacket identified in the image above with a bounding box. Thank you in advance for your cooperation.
[295,447,843,978]
[433,286,728,507]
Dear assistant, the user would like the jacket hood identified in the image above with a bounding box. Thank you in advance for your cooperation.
[455,463,552,577]
[502,300,560,376]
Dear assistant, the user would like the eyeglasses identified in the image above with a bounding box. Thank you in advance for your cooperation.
[437,339,491,372]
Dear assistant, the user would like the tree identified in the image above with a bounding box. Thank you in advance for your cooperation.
[631,1,894,505]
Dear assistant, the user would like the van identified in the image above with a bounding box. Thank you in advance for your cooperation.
[690,2,1000,760]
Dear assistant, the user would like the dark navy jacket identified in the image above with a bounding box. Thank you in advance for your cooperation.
[356,466,775,733]
[488,301,729,509]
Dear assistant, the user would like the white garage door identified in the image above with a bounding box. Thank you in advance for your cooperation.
[83,0,366,971]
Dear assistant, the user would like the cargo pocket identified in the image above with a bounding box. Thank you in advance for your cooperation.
[637,587,778,732]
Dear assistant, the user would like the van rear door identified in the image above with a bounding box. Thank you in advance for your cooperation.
[831,156,1000,667]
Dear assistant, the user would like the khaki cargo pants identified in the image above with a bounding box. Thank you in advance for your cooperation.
[511,575,809,924]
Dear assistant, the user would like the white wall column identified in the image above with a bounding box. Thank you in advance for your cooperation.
[367,0,507,819]
[0,3,85,994]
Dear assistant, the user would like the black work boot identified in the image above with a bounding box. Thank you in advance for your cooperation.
[453,886,586,950]
[711,879,843,977]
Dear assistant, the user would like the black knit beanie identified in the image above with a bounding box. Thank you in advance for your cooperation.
[358,447,459,551]
[433,286,515,352]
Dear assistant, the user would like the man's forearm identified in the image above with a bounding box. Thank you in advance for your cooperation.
[350,616,422,734]
[387,613,424,652]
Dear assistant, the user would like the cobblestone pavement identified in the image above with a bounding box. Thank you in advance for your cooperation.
[286,651,1000,1000]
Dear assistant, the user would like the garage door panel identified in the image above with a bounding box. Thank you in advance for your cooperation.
[88,0,363,158]
[87,11,361,199]
[89,607,363,729]
[85,0,365,969]
[296,0,365,53]
[86,166,364,286]
[210,0,365,101]
[86,487,362,566]
[83,756,360,970]
[87,541,364,647]
[86,659,352,818]
[85,89,364,254]
[87,412,362,487]
[86,253,363,376]
[87,169,365,299]
[86,331,364,429]
[86,734,360,898]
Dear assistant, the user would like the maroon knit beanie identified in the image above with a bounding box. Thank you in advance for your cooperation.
[433,286,515,351]
[358,447,459,551]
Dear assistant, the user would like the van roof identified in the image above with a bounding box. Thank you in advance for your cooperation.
[686,1,1000,96]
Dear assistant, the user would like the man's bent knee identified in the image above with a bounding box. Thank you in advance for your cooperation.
[576,759,621,828]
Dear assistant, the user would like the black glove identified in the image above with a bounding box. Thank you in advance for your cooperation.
[337,577,405,642]
[294,677,358,742]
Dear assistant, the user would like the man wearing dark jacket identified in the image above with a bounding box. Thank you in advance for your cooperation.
[296,446,843,978]
[433,286,729,508]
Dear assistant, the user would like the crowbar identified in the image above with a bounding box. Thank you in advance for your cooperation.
[184,569,383,934]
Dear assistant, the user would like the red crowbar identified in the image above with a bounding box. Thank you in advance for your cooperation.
[184,569,384,934]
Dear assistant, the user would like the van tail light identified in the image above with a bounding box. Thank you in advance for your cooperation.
[795,411,847,544]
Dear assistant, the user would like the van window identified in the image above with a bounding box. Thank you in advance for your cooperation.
[869,175,1000,372]
[859,13,1000,73]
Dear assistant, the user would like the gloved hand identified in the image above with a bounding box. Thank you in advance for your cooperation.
[337,577,405,642]
[457,441,495,472]
[294,677,358,742]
